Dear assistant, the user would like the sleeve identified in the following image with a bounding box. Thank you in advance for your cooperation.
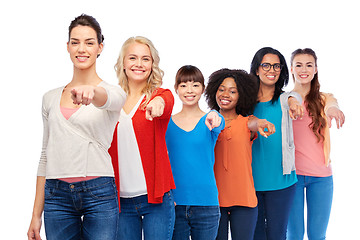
[37,96,49,177]
[281,91,302,110]
[98,82,127,112]
[323,93,340,114]
[208,110,225,134]
[154,88,174,120]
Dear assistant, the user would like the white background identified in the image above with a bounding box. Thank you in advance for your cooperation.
[0,0,358,239]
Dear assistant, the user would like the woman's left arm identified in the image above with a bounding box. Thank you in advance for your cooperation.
[145,89,174,121]
[324,93,345,129]
[205,110,224,131]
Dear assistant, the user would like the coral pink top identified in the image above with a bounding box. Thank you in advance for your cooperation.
[214,115,257,208]
[293,104,332,177]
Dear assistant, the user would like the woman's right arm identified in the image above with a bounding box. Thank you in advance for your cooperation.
[27,176,45,240]
[247,115,276,139]
[28,96,49,239]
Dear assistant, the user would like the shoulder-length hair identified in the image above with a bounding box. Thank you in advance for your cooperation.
[174,65,205,90]
[114,36,164,108]
[205,68,258,116]
[291,48,326,142]
[250,47,289,103]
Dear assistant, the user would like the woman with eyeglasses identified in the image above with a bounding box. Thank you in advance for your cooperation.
[249,47,303,240]
[287,48,345,240]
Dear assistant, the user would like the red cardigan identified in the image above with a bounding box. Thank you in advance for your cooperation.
[109,88,176,206]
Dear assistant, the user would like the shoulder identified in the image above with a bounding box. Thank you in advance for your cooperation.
[152,88,174,108]
[153,88,173,98]
[42,86,63,103]
[99,81,126,97]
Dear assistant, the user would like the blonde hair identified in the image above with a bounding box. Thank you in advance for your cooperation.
[114,36,164,108]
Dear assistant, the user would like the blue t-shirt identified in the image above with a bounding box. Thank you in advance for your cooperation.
[165,112,224,206]
[252,99,297,191]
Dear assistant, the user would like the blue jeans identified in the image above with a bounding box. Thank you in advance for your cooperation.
[216,206,258,240]
[173,205,220,240]
[44,177,119,240]
[287,175,333,240]
[254,183,296,240]
[117,191,175,240]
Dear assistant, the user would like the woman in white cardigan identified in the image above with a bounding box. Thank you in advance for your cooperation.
[27,14,126,240]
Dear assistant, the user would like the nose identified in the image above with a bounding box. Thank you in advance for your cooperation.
[135,58,143,67]
[78,42,86,53]
[269,65,276,73]
[221,90,229,97]
[186,85,193,93]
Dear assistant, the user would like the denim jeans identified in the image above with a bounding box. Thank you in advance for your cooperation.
[44,177,119,240]
[216,206,258,240]
[172,205,220,240]
[254,183,296,240]
[117,191,175,240]
[287,175,333,240]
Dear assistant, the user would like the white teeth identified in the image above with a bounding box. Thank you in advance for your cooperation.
[185,96,195,100]
[220,99,230,104]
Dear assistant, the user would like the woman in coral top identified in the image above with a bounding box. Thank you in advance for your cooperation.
[109,36,176,240]
[205,68,275,240]
[287,48,345,240]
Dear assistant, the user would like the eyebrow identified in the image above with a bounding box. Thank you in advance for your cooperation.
[70,38,96,41]
[295,61,314,65]
[128,54,152,58]
[219,84,237,89]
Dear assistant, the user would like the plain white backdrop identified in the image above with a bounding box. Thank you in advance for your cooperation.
[0,0,358,239]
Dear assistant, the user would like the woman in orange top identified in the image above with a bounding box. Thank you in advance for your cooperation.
[205,68,275,240]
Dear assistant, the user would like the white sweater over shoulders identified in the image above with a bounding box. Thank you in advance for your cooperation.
[37,81,126,179]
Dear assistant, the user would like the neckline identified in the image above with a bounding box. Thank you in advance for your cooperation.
[121,94,145,118]
[170,114,206,133]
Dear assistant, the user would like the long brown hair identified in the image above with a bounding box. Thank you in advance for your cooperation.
[291,48,326,142]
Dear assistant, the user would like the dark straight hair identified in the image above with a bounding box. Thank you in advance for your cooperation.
[68,14,104,44]
[250,47,289,103]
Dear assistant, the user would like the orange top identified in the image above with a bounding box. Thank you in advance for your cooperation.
[214,115,257,208]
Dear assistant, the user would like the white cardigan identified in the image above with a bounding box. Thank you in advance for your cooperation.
[37,81,126,179]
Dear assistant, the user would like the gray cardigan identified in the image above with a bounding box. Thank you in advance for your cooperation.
[279,91,302,174]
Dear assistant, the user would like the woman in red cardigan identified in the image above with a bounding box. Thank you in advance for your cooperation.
[109,36,176,240]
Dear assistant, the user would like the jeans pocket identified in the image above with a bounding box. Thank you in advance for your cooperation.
[44,183,56,200]
[89,181,117,200]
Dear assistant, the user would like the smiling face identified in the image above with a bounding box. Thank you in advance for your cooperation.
[123,42,153,84]
[176,80,204,106]
[67,25,103,70]
[257,53,281,87]
[291,54,317,85]
[216,77,239,113]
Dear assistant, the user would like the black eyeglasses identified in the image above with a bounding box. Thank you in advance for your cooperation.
[260,63,283,72]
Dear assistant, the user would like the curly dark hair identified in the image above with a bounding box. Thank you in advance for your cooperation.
[250,47,289,103]
[205,68,258,116]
